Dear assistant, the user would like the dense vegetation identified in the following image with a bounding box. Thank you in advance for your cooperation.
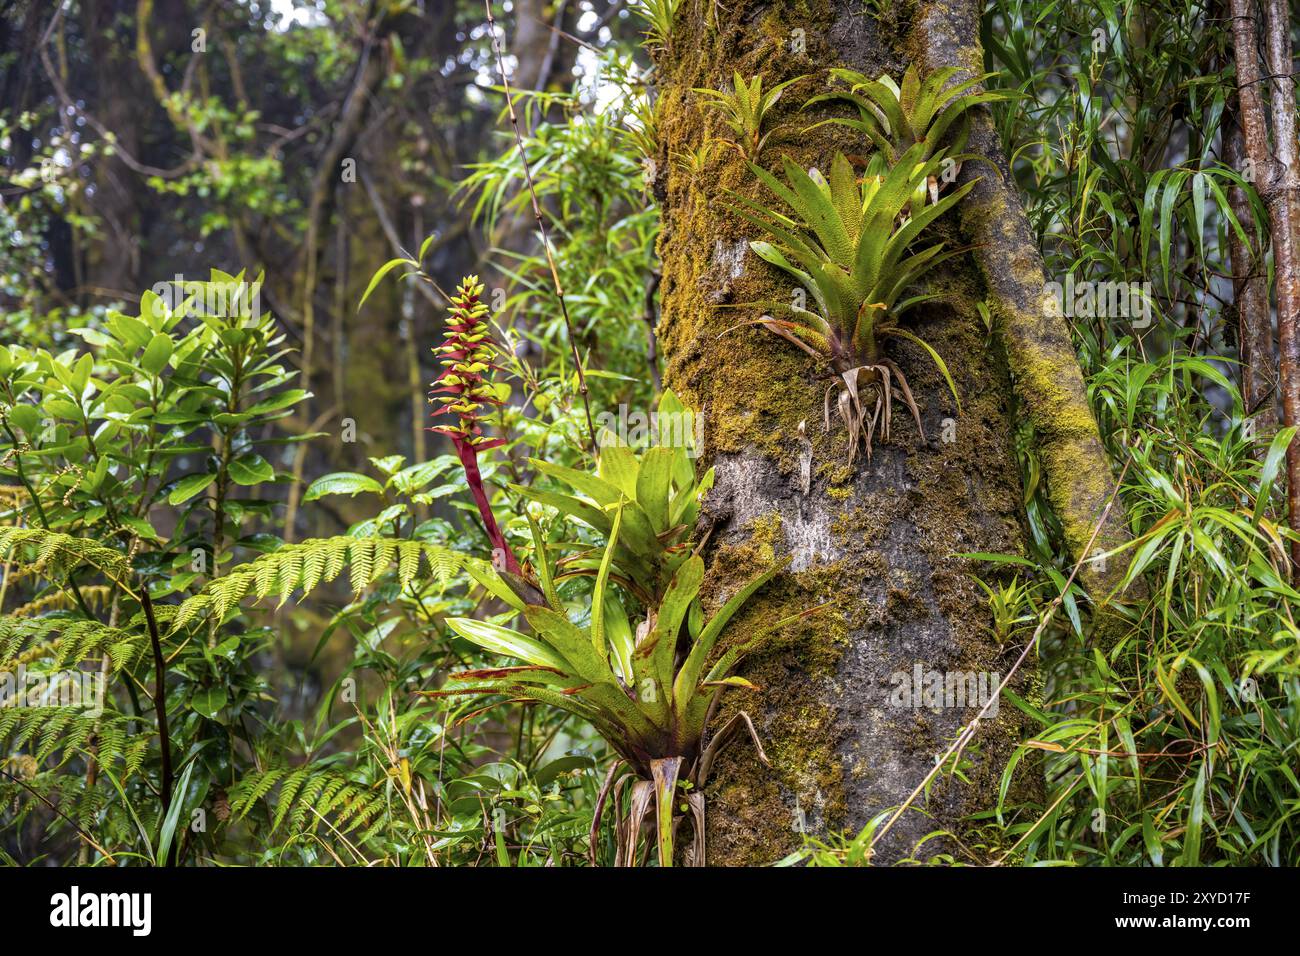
[1,0,1298,867]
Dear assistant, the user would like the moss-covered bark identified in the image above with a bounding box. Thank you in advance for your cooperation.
[653,0,1040,864]
[909,0,1135,598]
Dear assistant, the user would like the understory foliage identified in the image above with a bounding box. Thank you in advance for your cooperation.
[963,0,1300,869]
[3,0,1299,870]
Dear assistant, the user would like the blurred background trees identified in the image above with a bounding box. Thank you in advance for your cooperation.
[0,0,640,538]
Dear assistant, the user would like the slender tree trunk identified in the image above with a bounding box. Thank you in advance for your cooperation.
[914,4,1138,604]
[1230,0,1300,575]
[1224,101,1278,434]
[652,0,1064,864]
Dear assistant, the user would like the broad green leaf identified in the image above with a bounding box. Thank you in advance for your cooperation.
[635,446,675,532]
[168,472,217,505]
[644,555,704,695]
[523,606,617,686]
[141,333,173,375]
[303,472,384,501]
[228,453,275,486]
[597,443,640,500]
[445,617,569,671]
[190,686,227,720]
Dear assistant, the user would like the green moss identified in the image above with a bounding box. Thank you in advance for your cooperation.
[954,132,1132,597]
[653,0,1044,864]
[700,511,852,864]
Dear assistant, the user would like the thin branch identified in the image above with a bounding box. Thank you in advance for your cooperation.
[0,767,118,863]
[141,589,176,867]
[37,5,199,180]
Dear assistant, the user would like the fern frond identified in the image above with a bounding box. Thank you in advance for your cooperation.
[230,767,385,838]
[0,527,132,588]
[0,707,143,772]
[10,584,113,618]
[0,615,145,673]
[168,537,459,633]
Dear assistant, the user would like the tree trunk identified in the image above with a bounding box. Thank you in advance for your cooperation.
[1230,0,1300,575]
[913,3,1135,601]
[1224,102,1278,435]
[652,0,1061,864]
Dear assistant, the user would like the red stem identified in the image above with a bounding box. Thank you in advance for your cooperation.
[455,439,522,575]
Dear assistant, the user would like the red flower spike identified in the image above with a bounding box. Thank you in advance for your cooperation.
[429,276,522,575]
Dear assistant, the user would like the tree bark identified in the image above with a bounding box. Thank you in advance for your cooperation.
[653,0,1050,864]
[1230,0,1300,574]
[1224,101,1278,435]
[911,0,1135,599]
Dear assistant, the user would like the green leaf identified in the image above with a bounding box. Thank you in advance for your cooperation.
[635,447,675,532]
[8,404,41,434]
[1254,426,1296,526]
[511,485,612,537]
[465,558,527,612]
[155,760,197,867]
[445,617,570,671]
[528,515,562,612]
[674,563,778,708]
[358,257,417,311]
[1183,761,1207,865]
[603,590,636,686]
[528,459,623,506]
[246,389,311,416]
[597,444,641,500]
[303,472,384,501]
[119,515,162,542]
[523,606,617,686]
[591,501,624,663]
[887,328,962,411]
[190,686,227,720]
[141,333,173,375]
[168,472,217,505]
[228,453,275,486]
[645,555,704,695]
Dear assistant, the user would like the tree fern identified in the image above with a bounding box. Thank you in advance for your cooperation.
[0,616,146,673]
[0,527,132,588]
[229,767,386,839]
[170,536,459,631]
[0,707,146,772]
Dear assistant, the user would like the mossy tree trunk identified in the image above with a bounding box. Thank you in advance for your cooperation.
[650,0,1096,864]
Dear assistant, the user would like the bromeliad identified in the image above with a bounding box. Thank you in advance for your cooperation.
[439,535,789,866]
[429,276,522,575]
[727,144,970,462]
[430,414,816,866]
[803,64,1008,184]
